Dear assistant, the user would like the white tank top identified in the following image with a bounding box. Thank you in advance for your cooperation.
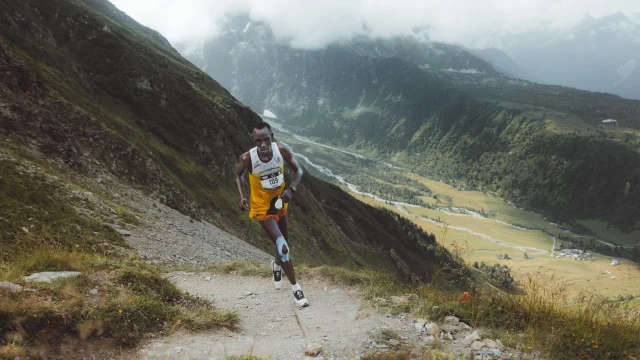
[250,142,285,190]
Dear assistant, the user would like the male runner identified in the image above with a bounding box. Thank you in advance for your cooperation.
[235,121,308,307]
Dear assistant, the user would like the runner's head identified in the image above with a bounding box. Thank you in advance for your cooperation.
[252,121,274,155]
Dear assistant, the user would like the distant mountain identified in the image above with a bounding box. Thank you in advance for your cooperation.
[183,14,640,232]
[467,47,533,81]
[183,14,500,92]
[491,12,640,99]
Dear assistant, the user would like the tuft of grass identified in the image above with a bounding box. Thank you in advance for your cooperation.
[372,328,400,346]
[0,343,26,360]
[119,211,141,226]
[202,261,271,278]
[0,249,239,352]
[116,266,183,299]
[361,348,460,360]
[167,304,239,331]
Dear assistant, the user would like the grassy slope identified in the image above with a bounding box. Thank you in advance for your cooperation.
[0,0,465,280]
[0,0,470,356]
[210,260,640,360]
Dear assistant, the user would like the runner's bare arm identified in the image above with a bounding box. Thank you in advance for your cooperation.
[235,152,251,211]
[278,143,303,202]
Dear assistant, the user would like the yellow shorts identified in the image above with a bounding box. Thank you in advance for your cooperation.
[255,207,288,222]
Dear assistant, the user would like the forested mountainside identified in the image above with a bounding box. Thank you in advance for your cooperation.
[186,16,640,232]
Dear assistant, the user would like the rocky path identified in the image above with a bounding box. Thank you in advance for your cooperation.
[139,273,421,359]
[137,272,532,360]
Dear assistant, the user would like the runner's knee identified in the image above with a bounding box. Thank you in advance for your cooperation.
[276,236,290,262]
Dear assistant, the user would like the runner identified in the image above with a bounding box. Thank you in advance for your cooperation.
[235,121,309,307]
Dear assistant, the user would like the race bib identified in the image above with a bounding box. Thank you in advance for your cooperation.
[260,170,284,190]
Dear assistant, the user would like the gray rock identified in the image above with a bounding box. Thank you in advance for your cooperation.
[116,228,132,236]
[442,321,473,334]
[471,339,503,351]
[23,271,82,283]
[89,288,98,295]
[414,323,425,333]
[388,339,400,346]
[442,332,454,341]
[424,322,440,337]
[421,335,436,346]
[485,348,502,357]
[204,276,211,281]
[304,343,323,357]
[0,281,23,293]
[483,339,501,349]
[464,330,482,345]
[443,316,460,326]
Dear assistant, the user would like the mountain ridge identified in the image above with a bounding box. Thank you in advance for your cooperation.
[491,12,640,100]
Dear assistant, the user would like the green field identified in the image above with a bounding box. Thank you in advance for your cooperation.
[273,123,640,299]
[578,219,640,247]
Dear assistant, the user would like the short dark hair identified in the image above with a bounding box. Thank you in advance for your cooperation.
[253,121,272,132]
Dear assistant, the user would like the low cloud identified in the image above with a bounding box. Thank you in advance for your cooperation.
[110,0,640,48]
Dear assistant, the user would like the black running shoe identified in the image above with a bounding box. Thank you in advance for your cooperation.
[271,261,283,290]
[293,289,309,307]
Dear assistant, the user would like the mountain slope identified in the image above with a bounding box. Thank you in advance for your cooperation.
[187,18,640,232]
[468,47,533,80]
[0,0,466,281]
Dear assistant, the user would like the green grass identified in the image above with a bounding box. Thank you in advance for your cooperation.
[342,265,640,359]
[207,258,639,360]
[202,261,271,278]
[0,249,239,353]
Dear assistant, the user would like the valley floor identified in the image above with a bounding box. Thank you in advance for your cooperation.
[267,119,640,300]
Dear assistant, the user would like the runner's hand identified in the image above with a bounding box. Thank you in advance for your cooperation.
[239,198,249,211]
[279,189,293,203]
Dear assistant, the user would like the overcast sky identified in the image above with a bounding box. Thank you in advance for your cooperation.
[110,0,640,49]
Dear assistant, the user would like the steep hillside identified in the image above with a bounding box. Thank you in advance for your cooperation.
[187,17,640,232]
[0,0,466,282]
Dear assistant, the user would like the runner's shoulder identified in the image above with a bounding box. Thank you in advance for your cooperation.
[238,151,252,166]
[277,142,292,154]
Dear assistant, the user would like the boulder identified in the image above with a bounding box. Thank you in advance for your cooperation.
[464,330,482,345]
[441,320,470,334]
[304,343,323,357]
[470,339,503,351]
[413,318,428,325]
[23,271,81,283]
[0,281,23,293]
[443,316,460,326]
[424,322,440,337]
[421,335,436,346]
[116,228,131,236]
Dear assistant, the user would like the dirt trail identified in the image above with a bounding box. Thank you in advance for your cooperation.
[138,272,419,360]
